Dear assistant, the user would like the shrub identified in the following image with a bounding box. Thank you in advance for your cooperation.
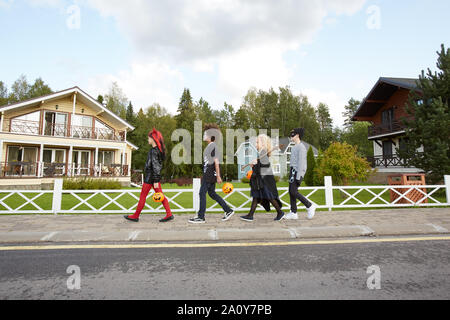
[314,142,372,186]
[63,177,122,190]
[241,177,250,184]
[304,147,316,186]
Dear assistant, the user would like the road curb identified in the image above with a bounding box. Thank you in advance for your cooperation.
[0,223,448,244]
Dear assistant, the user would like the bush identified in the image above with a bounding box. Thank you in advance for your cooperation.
[304,147,316,186]
[241,177,250,184]
[63,177,122,190]
[315,142,373,186]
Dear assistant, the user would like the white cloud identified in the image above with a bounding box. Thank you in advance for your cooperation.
[85,0,366,61]
[301,88,348,128]
[86,60,184,114]
[0,0,14,8]
[79,0,366,123]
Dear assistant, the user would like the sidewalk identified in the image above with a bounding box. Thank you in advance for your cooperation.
[0,208,449,244]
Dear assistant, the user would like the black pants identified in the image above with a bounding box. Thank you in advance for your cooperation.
[198,180,231,219]
[289,177,312,213]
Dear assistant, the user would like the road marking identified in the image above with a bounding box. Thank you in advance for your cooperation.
[1,236,450,251]
[358,226,375,236]
[287,228,299,239]
[127,231,141,241]
[40,232,59,242]
[208,229,218,241]
[426,224,449,233]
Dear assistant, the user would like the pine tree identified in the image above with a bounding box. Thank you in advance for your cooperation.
[126,102,135,125]
[399,44,450,183]
[304,147,316,186]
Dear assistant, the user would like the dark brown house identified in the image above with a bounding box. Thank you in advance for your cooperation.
[352,77,424,177]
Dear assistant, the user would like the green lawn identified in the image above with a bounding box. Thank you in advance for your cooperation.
[0,182,447,215]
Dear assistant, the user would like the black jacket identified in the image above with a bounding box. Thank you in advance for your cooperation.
[144,147,163,184]
[249,156,282,211]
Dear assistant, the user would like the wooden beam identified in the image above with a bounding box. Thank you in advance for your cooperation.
[353,117,373,122]
[366,100,387,104]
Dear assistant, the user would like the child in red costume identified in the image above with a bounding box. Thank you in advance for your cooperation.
[124,128,173,223]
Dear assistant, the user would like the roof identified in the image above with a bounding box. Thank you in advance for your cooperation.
[0,86,135,130]
[126,141,139,150]
[352,77,421,120]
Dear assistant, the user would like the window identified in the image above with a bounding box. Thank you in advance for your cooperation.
[44,112,67,137]
[95,120,114,140]
[43,149,66,176]
[272,164,280,174]
[98,151,114,165]
[244,147,253,157]
[72,115,93,138]
[11,111,40,135]
[382,141,393,157]
[381,108,394,128]
[6,146,37,176]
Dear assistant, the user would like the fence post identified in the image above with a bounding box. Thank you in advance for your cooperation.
[325,176,333,211]
[52,179,63,215]
[445,175,450,205]
[193,178,201,213]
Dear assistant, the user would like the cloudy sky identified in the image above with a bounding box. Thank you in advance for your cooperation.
[0,0,448,127]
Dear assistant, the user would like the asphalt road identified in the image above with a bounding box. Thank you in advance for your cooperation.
[0,238,449,300]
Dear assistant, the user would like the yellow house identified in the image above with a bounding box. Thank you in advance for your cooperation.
[0,87,137,189]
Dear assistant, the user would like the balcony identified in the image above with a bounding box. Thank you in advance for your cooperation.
[368,119,411,138]
[4,120,126,142]
[367,155,408,168]
[0,162,129,179]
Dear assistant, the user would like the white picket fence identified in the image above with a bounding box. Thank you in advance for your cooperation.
[0,176,449,215]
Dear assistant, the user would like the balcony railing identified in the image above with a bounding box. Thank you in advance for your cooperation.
[368,119,411,138]
[4,119,126,142]
[0,162,129,179]
[367,155,409,168]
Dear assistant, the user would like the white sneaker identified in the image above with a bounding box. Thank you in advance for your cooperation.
[307,204,317,220]
[284,212,299,220]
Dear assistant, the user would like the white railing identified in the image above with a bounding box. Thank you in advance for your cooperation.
[0,176,449,215]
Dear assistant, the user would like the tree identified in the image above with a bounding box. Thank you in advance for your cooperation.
[28,78,52,98]
[105,82,128,120]
[195,98,216,124]
[342,98,361,129]
[316,103,334,150]
[233,106,251,130]
[304,147,316,186]
[341,122,373,158]
[97,95,104,104]
[175,88,196,131]
[126,102,135,125]
[8,75,30,103]
[0,81,7,106]
[340,98,373,158]
[398,44,450,183]
[315,142,372,186]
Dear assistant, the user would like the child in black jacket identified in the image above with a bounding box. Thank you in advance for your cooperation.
[124,128,173,223]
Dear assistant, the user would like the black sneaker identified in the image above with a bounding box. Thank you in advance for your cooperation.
[274,212,285,221]
[188,216,206,224]
[222,210,234,222]
[240,215,254,222]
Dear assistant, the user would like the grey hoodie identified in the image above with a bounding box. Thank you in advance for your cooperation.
[290,142,307,180]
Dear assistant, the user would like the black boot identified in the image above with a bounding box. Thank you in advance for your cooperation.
[124,215,139,222]
[159,215,174,223]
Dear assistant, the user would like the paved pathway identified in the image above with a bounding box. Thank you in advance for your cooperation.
[0,208,449,243]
